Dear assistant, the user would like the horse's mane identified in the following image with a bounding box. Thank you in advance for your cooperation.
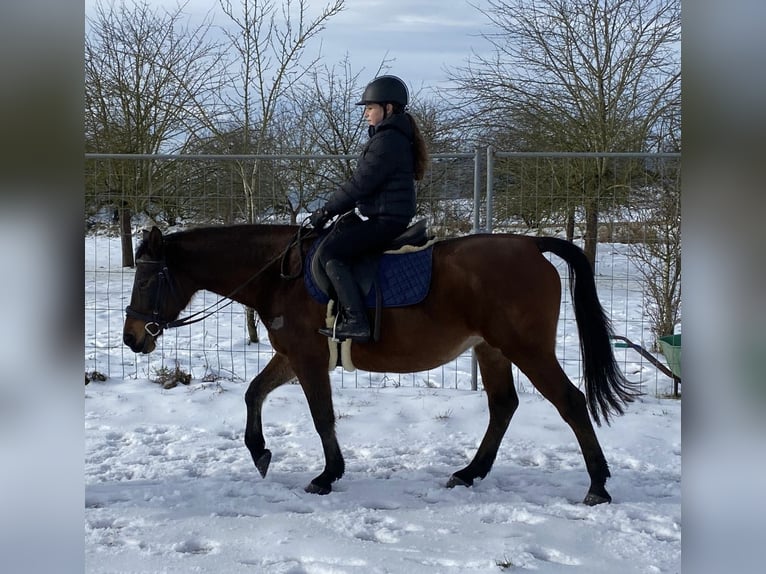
[135,223,300,259]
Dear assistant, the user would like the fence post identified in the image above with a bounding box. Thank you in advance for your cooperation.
[470,145,495,391]
[472,146,481,234]
[470,147,483,391]
[486,145,495,233]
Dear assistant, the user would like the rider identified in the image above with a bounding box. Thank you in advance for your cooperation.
[309,75,429,342]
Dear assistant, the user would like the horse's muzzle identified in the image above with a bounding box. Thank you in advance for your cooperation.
[123,330,157,354]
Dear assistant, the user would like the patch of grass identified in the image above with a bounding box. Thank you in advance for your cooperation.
[189,381,226,395]
[379,375,401,388]
[152,364,192,389]
[85,370,107,385]
[201,370,219,383]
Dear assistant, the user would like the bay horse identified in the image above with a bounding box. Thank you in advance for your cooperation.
[123,223,639,505]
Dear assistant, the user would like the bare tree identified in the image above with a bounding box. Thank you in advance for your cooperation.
[85,0,226,265]
[629,157,681,347]
[216,0,344,342]
[405,92,475,235]
[286,55,385,216]
[449,0,680,265]
[302,56,373,158]
[217,0,344,222]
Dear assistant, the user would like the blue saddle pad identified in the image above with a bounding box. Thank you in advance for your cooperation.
[304,245,434,308]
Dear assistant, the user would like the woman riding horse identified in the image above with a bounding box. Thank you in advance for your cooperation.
[309,75,429,342]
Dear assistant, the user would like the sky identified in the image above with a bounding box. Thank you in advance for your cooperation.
[83,0,494,96]
[82,233,682,573]
[306,0,492,91]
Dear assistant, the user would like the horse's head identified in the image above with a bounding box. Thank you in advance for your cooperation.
[123,226,185,354]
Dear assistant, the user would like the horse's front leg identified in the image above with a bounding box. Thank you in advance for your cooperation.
[291,359,344,495]
[244,352,296,478]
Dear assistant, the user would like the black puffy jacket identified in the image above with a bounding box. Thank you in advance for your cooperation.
[324,113,416,223]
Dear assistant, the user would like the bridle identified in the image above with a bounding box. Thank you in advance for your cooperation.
[125,223,315,337]
[125,258,198,336]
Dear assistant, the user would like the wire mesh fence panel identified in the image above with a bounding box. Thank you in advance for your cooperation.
[85,152,680,396]
[488,152,681,397]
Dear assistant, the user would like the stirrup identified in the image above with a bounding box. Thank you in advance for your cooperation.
[318,326,342,342]
[318,324,370,343]
[318,325,341,341]
[319,303,370,342]
[318,313,370,342]
[319,312,342,342]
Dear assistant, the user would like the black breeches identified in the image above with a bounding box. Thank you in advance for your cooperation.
[318,213,408,268]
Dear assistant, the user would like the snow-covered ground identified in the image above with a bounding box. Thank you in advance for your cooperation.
[84,233,681,573]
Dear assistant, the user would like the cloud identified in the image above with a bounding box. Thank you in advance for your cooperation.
[316,1,490,90]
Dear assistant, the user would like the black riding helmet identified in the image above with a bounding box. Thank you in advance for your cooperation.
[355,75,409,107]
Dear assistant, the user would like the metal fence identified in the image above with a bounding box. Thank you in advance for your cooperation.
[84,151,680,395]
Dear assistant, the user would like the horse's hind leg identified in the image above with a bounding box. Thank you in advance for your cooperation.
[516,352,612,505]
[448,342,519,488]
[244,352,296,478]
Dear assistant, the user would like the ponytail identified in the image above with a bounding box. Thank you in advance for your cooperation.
[407,113,429,181]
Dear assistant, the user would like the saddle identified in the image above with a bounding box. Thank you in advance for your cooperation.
[305,218,436,342]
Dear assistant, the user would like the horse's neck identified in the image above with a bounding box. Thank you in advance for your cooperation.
[169,226,293,303]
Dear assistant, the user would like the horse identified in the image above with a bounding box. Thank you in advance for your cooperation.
[123,223,640,505]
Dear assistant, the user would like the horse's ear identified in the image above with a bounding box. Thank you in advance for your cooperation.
[147,226,164,258]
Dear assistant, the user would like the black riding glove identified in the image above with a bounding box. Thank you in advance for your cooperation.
[309,207,331,229]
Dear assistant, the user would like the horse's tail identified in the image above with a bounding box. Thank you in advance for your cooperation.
[535,236,641,426]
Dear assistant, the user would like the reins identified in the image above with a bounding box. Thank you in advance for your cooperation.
[279,221,314,280]
[126,223,316,335]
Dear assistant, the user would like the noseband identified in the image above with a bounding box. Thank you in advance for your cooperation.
[124,258,188,336]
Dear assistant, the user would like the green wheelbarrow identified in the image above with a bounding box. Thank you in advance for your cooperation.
[612,334,682,397]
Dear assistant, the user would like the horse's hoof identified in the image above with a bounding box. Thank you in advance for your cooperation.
[446,474,472,488]
[255,450,272,478]
[583,491,612,506]
[304,481,331,495]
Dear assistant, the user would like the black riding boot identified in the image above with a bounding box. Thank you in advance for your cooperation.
[318,259,371,342]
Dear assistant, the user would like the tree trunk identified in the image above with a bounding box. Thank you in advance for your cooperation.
[566,204,575,242]
[583,199,598,270]
[242,167,259,342]
[245,306,259,344]
[120,205,134,268]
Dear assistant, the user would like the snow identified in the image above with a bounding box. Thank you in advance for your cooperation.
[84,233,681,573]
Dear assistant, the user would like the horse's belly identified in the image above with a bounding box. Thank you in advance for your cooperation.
[351,335,484,373]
